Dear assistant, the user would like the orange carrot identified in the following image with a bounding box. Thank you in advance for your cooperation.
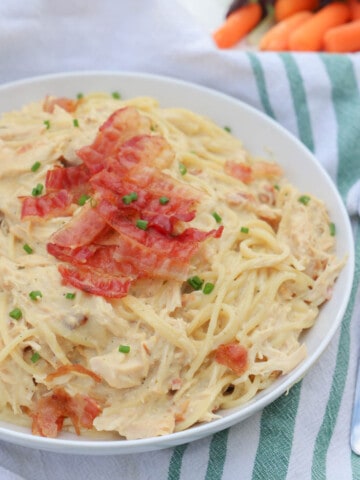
[324,19,360,52]
[288,2,351,51]
[347,0,360,20]
[213,3,263,49]
[274,0,319,22]
[259,11,313,51]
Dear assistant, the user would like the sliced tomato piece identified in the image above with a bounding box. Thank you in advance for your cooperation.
[215,342,248,376]
[20,190,73,220]
[31,388,101,438]
[50,205,108,248]
[58,264,131,298]
[45,164,91,199]
[43,96,78,113]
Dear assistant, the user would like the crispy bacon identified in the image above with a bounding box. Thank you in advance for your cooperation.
[19,106,223,298]
[225,160,283,184]
[45,164,91,199]
[215,342,248,376]
[58,264,132,298]
[77,107,151,174]
[30,388,101,437]
[46,364,102,383]
[43,96,78,114]
[20,190,73,220]
[49,206,107,248]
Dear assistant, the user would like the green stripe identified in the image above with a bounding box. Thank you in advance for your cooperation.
[247,52,276,119]
[252,382,302,480]
[205,429,229,480]
[168,444,188,480]
[280,54,315,152]
[312,54,360,480]
[323,55,360,197]
[250,53,306,480]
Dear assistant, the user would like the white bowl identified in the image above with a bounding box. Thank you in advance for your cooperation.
[0,71,354,454]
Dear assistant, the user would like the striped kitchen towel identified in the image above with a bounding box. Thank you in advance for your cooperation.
[0,1,359,479]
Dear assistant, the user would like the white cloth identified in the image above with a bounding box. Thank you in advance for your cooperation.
[0,2,360,479]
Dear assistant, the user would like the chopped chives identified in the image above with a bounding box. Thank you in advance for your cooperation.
[240,226,249,234]
[136,219,148,230]
[78,194,91,206]
[31,183,44,197]
[43,120,51,129]
[212,212,222,224]
[159,196,170,205]
[298,195,311,205]
[179,163,187,175]
[31,161,41,172]
[329,222,336,236]
[203,282,215,295]
[29,290,42,301]
[122,192,138,204]
[9,308,22,320]
[23,243,33,254]
[273,184,280,191]
[118,345,130,353]
[76,92,84,99]
[65,292,76,300]
[112,91,121,99]
[187,275,204,291]
[224,126,232,133]
[30,352,40,363]
[73,118,79,127]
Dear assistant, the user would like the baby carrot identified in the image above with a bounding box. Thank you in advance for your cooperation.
[347,0,360,20]
[288,2,351,51]
[213,3,263,49]
[274,0,319,22]
[324,19,360,52]
[259,11,313,51]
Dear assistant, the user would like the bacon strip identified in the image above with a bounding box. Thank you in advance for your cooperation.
[30,388,101,437]
[19,106,223,298]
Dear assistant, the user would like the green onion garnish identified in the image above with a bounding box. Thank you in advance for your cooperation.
[159,196,170,205]
[65,292,76,300]
[30,352,40,363]
[112,91,121,99]
[73,118,79,127]
[122,192,138,204]
[9,308,22,320]
[298,195,311,205]
[240,226,249,234]
[224,126,232,133]
[203,282,215,295]
[187,275,204,291]
[31,183,44,197]
[76,93,84,99]
[43,120,51,129]
[136,219,149,230]
[329,222,336,236]
[31,161,41,172]
[212,212,222,224]
[179,163,187,175]
[274,184,280,191]
[78,194,91,206]
[29,290,42,301]
[118,345,130,354]
[23,243,33,254]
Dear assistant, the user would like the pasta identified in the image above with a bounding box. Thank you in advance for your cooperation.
[0,92,344,439]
